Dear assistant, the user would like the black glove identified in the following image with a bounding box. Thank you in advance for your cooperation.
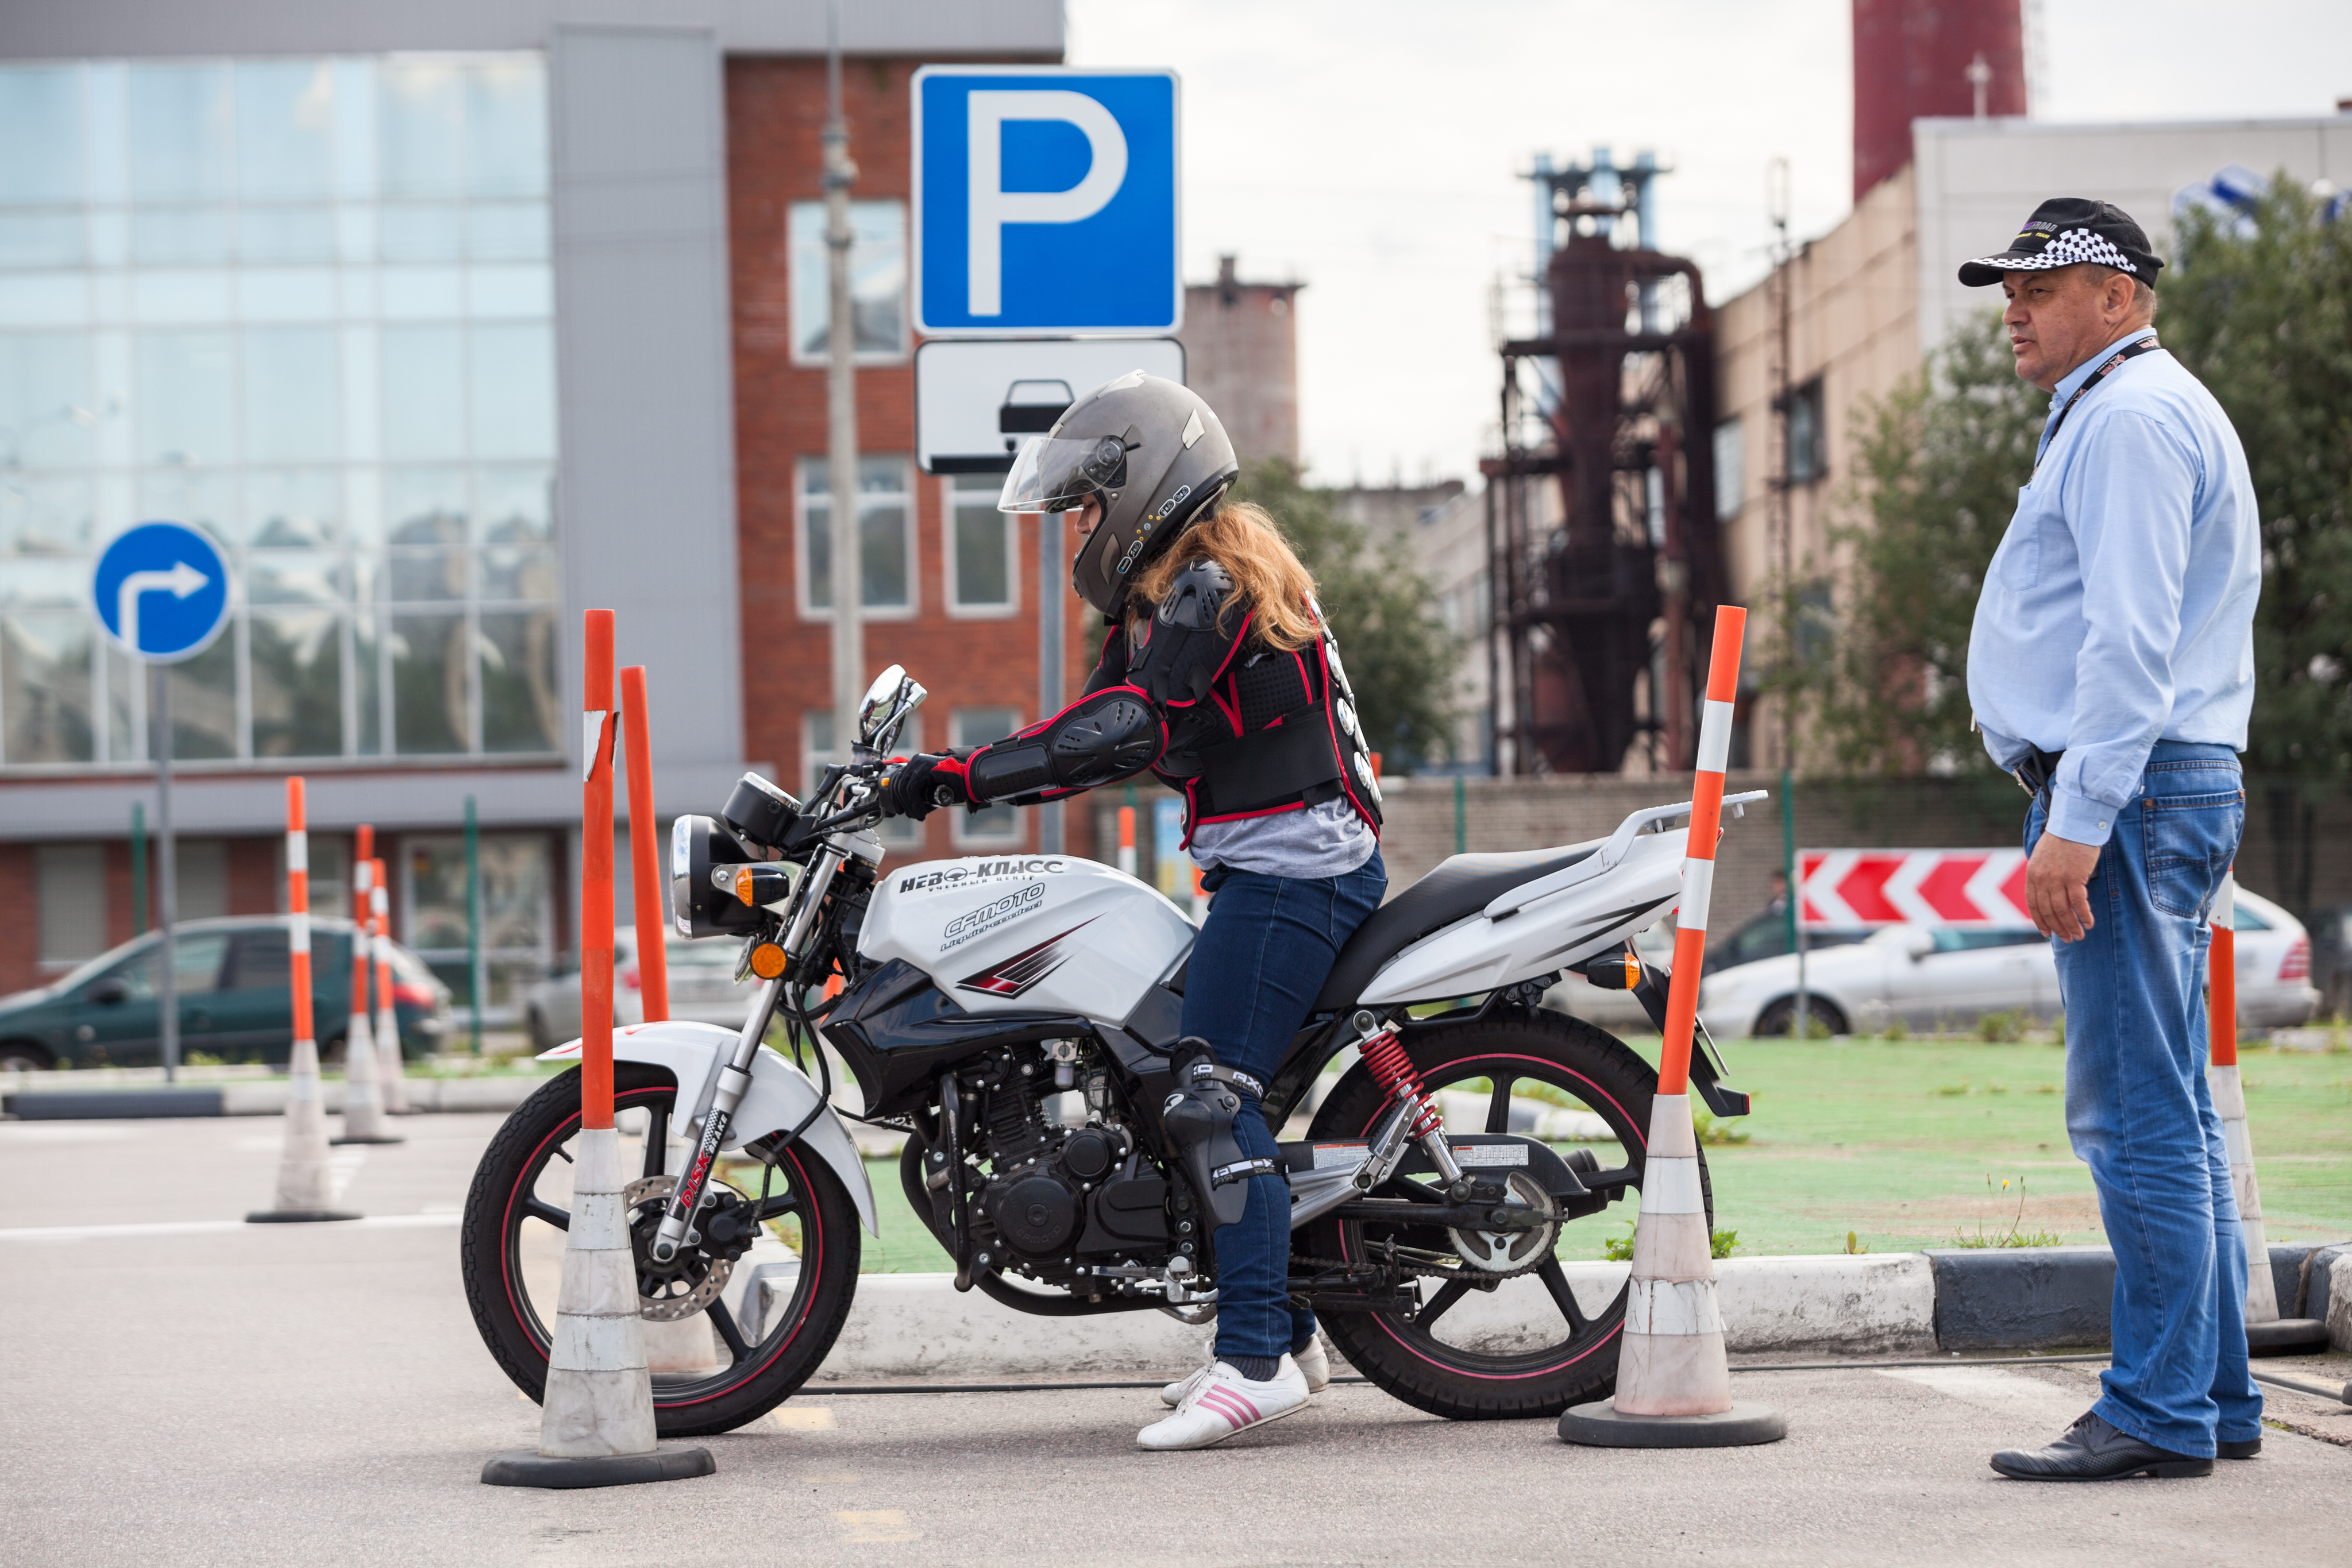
[884,752,972,821]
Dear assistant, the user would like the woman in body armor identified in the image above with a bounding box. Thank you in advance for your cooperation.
[884,372,1387,1450]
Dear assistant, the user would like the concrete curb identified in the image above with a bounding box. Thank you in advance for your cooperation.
[3,1076,550,1119]
[1926,1243,2331,1351]
[812,1244,2351,1378]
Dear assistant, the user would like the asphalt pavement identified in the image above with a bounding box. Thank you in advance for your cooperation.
[1,1113,2346,1567]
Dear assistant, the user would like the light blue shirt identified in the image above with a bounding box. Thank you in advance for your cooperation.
[1967,326,2260,846]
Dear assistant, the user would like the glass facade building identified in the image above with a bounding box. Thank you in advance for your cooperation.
[0,53,560,770]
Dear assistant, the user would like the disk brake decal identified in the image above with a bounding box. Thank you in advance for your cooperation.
[954,917,1098,998]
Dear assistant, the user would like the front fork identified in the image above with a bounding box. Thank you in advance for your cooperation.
[647,842,846,1266]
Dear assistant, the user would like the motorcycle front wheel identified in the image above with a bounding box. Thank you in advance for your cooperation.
[460,1063,862,1437]
[1302,1007,1710,1420]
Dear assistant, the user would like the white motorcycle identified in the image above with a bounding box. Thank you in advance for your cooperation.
[462,667,1758,1432]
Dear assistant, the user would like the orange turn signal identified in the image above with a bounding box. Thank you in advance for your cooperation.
[749,943,787,980]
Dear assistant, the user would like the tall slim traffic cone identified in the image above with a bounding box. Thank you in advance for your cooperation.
[249,777,360,1223]
[482,609,713,1489]
[333,832,399,1146]
[1561,606,1784,1449]
[371,861,414,1114]
[2212,869,2327,1351]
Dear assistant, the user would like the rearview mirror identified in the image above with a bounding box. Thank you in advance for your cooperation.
[89,977,130,1006]
[1902,928,1935,961]
[857,665,928,754]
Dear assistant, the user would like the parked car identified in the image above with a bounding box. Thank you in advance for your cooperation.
[523,929,761,1051]
[1698,886,2319,1038]
[0,916,452,1072]
[1705,906,1869,975]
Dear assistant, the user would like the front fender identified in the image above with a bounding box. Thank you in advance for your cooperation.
[538,1021,878,1236]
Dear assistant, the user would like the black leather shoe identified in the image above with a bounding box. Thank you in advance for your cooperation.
[2218,1436,2261,1460]
[1990,1411,2215,1481]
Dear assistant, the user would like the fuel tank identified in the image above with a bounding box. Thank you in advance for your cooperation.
[857,853,1195,1028]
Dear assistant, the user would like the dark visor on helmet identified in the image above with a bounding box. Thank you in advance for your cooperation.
[997,434,1131,513]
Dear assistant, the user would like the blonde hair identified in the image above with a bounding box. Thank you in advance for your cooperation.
[1130,501,1320,651]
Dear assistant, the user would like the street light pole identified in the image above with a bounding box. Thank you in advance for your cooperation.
[824,0,865,765]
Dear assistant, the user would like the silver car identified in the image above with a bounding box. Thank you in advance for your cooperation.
[1698,886,2319,1037]
[524,929,759,1050]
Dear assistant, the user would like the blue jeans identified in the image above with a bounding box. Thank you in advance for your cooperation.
[1182,849,1387,1364]
[2032,741,2262,1457]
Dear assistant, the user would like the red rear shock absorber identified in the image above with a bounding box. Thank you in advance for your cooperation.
[1359,1028,1443,1139]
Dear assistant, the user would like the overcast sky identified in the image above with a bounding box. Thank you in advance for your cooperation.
[1065,0,2352,488]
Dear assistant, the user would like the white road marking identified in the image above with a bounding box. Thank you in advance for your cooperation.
[0,1211,462,1243]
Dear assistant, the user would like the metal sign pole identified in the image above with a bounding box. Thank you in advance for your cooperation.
[155,665,178,1083]
[1039,512,1063,853]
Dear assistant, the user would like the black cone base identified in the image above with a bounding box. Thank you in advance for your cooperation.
[480,1446,716,1489]
[1559,1397,1787,1448]
[329,1133,404,1145]
[2247,1318,2331,1355]
[245,1210,363,1223]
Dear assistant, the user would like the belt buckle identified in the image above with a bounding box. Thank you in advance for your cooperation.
[2011,766,2038,798]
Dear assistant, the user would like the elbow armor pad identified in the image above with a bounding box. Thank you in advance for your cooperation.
[965,686,1166,803]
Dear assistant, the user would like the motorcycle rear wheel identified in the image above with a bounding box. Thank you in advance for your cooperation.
[1302,1008,1710,1420]
[461,1063,862,1437]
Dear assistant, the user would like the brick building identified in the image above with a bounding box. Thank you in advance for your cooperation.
[0,1,1090,1014]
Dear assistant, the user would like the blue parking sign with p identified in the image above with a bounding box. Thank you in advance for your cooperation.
[913,68,1181,336]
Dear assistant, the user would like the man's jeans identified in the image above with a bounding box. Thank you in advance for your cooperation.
[1182,850,1387,1364]
[2030,740,2263,1456]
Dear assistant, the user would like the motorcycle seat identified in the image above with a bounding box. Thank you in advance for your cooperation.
[1313,839,1606,1011]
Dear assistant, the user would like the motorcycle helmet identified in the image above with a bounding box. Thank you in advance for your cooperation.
[997,370,1240,616]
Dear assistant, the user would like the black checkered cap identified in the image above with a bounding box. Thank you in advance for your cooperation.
[1958,196,2165,288]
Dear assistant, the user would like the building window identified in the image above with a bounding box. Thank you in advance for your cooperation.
[798,456,914,617]
[943,473,1017,616]
[400,831,552,1011]
[1712,417,1744,520]
[35,842,105,968]
[789,199,907,365]
[951,707,1022,845]
[0,55,560,772]
[806,708,922,848]
[1780,379,1825,485]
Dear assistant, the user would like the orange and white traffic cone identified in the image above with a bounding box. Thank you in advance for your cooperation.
[249,777,360,1223]
[483,612,712,1488]
[1561,607,1784,1448]
[333,835,399,1146]
[2211,868,2327,1351]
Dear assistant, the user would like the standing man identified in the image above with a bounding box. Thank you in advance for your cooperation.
[1962,198,2264,1481]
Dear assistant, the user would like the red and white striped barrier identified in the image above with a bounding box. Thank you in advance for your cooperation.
[334,829,397,1146]
[1798,848,2032,928]
[248,778,358,1222]
[372,860,412,1115]
[1562,605,1784,1449]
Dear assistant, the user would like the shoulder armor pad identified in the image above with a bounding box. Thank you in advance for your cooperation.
[1156,558,1234,631]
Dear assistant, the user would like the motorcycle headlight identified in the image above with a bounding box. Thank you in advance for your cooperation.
[670,814,764,939]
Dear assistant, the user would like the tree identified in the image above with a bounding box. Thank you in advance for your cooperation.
[1231,459,1461,771]
[1791,311,2045,775]
[2166,177,2352,907]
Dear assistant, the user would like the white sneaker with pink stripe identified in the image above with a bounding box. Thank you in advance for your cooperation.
[1135,1355,1310,1451]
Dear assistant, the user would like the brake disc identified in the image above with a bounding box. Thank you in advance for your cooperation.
[1448,1171,1561,1277]
[624,1173,734,1322]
